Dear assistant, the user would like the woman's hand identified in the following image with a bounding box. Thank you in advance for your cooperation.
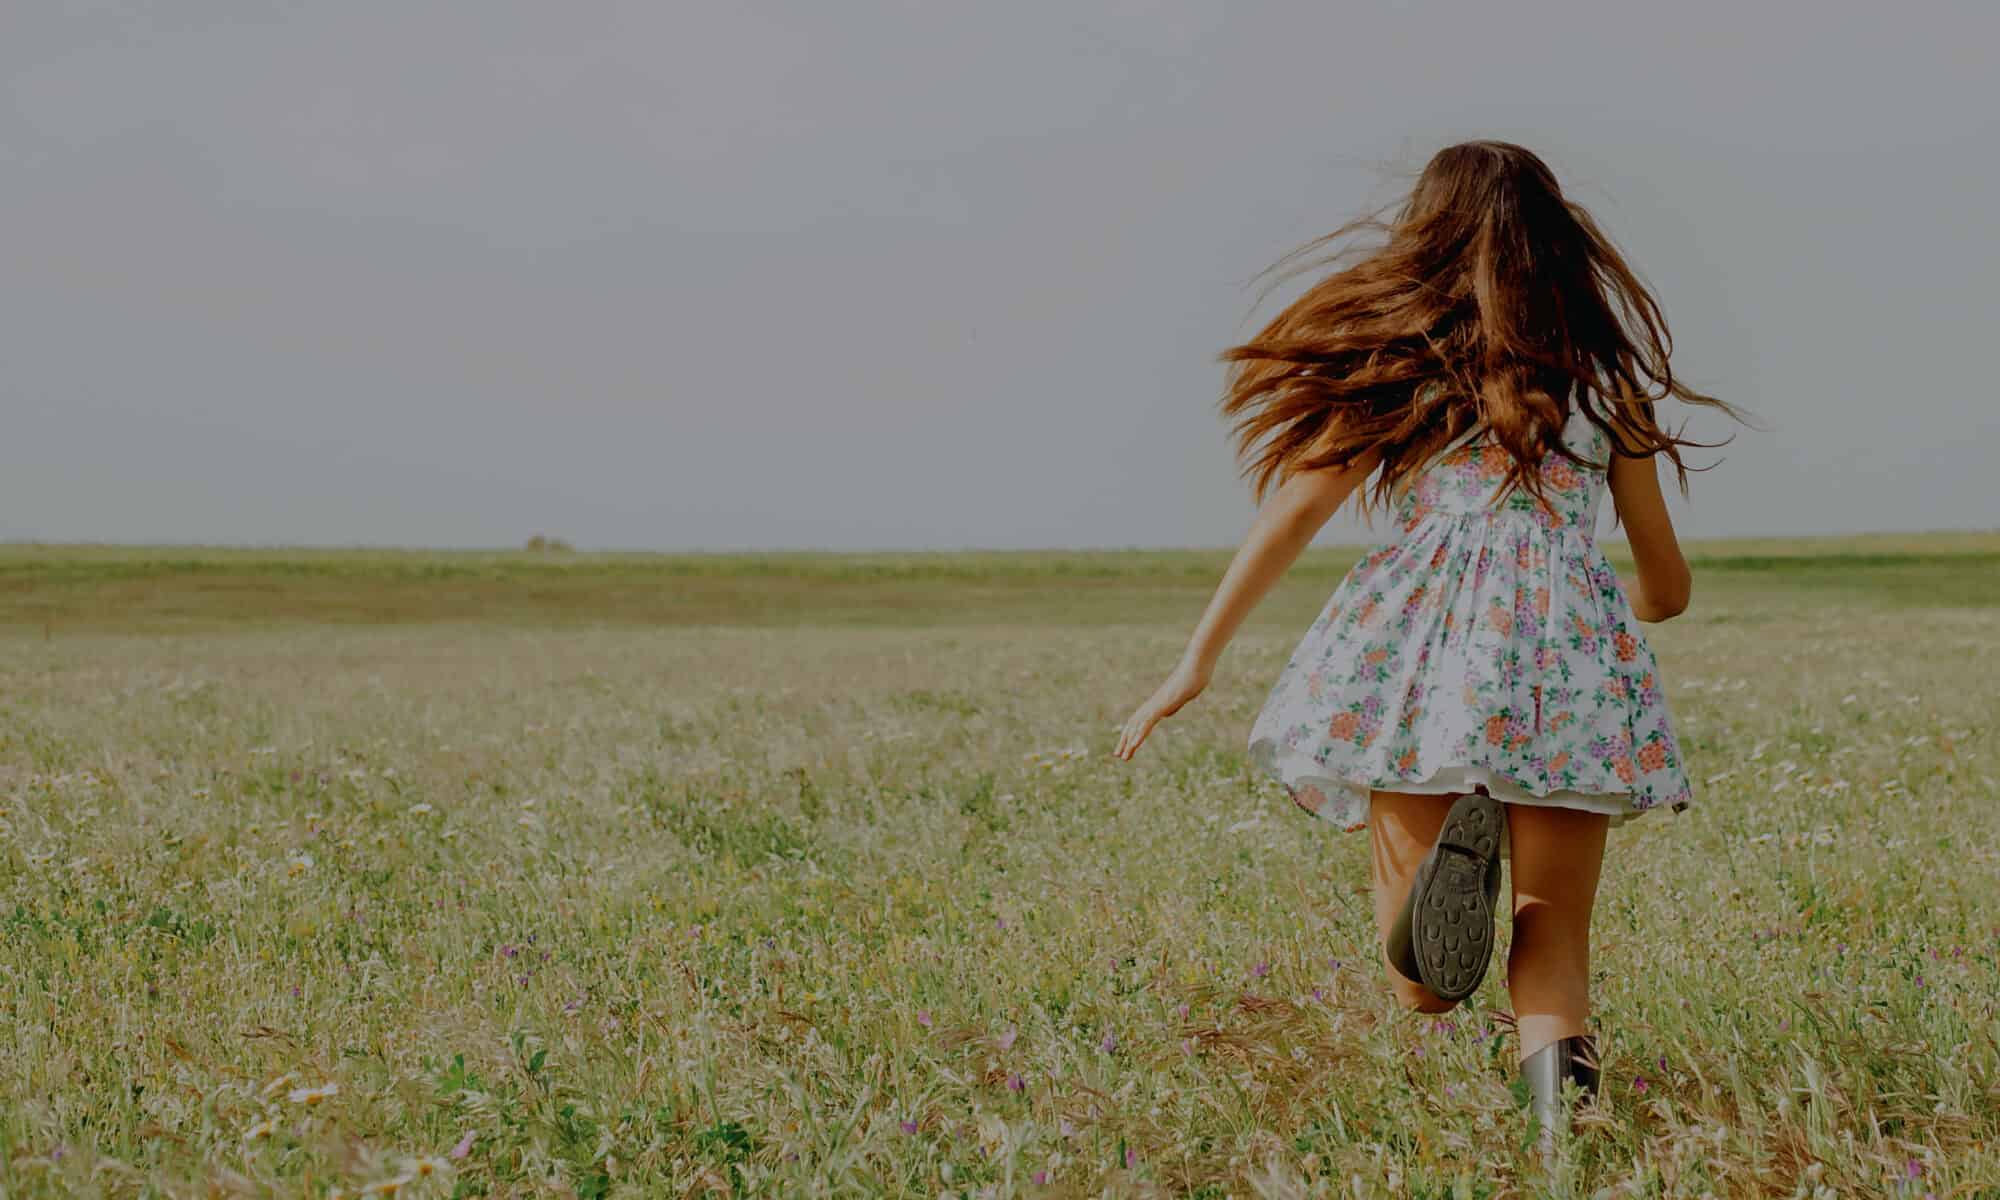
[1109,448,1377,763]
[1112,660,1211,760]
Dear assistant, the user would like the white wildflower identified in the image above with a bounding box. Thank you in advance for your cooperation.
[287,1082,338,1105]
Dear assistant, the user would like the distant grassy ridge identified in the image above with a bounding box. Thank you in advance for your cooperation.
[1,530,1992,633]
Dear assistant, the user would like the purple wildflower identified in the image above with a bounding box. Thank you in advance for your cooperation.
[1100,1032,1117,1053]
[900,1119,918,1135]
[449,1131,475,1159]
[1007,1073,1024,1093]
[917,1009,932,1028]
[1634,1075,1648,1092]
[996,1027,1017,1051]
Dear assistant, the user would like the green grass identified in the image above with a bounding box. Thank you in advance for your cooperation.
[1,536,1997,1196]
[2,530,1994,634]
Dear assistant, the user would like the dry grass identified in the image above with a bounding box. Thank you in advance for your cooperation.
[0,539,1996,1196]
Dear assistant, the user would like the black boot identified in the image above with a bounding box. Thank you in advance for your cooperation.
[1384,791,1504,1002]
[1521,1033,1601,1154]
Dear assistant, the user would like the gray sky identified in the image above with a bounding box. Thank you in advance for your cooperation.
[5,2,1996,550]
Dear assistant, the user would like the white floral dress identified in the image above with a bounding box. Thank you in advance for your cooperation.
[1245,403,1693,861]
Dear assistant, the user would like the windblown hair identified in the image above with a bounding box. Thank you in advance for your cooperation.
[1218,140,1751,517]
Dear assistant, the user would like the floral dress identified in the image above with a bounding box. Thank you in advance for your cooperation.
[1245,402,1693,862]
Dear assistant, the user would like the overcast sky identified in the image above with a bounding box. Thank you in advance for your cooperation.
[5,2,1996,550]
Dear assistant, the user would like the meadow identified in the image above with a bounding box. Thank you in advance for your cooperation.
[1,532,1997,1198]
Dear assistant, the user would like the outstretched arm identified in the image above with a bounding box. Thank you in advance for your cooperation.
[1606,439,1691,621]
[1113,447,1381,761]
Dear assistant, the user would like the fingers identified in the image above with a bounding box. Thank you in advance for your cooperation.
[1115,710,1157,760]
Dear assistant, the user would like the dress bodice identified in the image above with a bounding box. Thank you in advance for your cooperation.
[1391,406,1609,538]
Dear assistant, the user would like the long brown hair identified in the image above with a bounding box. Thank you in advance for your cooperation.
[1218,140,1751,515]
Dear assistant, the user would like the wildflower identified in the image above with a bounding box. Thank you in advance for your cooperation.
[1034,1169,1050,1184]
[1007,1072,1024,1092]
[917,1009,932,1028]
[1312,988,1325,1002]
[365,1175,414,1196]
[408,803,434,815]
[244,1119,275,1142]
[287,853,314,876]
[448,1131,475,1160]
[900,1119,918,1134]
[1125,1147,1138,1169]
[1060,1118,1076,1137]
[1253,961,1270,978]
[995,1027,1017,1052]
[261,1072,298,1100]
[1100,1031,1117,1053]
[1634,1075,1648,1092]
[412,1157,447,1177]
[288,1082,338,1106]
[1906,1159,1924,1180]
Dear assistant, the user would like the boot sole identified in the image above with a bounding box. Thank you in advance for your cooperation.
[1411,792,1503,1002]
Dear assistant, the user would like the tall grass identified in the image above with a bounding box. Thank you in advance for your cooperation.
[0,542,1996,1196]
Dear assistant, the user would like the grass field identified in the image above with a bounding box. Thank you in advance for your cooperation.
[1,533,1997,1197]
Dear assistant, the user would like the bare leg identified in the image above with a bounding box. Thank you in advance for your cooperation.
[1504,801,1610,1064]
[1368,789,1467,1014]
